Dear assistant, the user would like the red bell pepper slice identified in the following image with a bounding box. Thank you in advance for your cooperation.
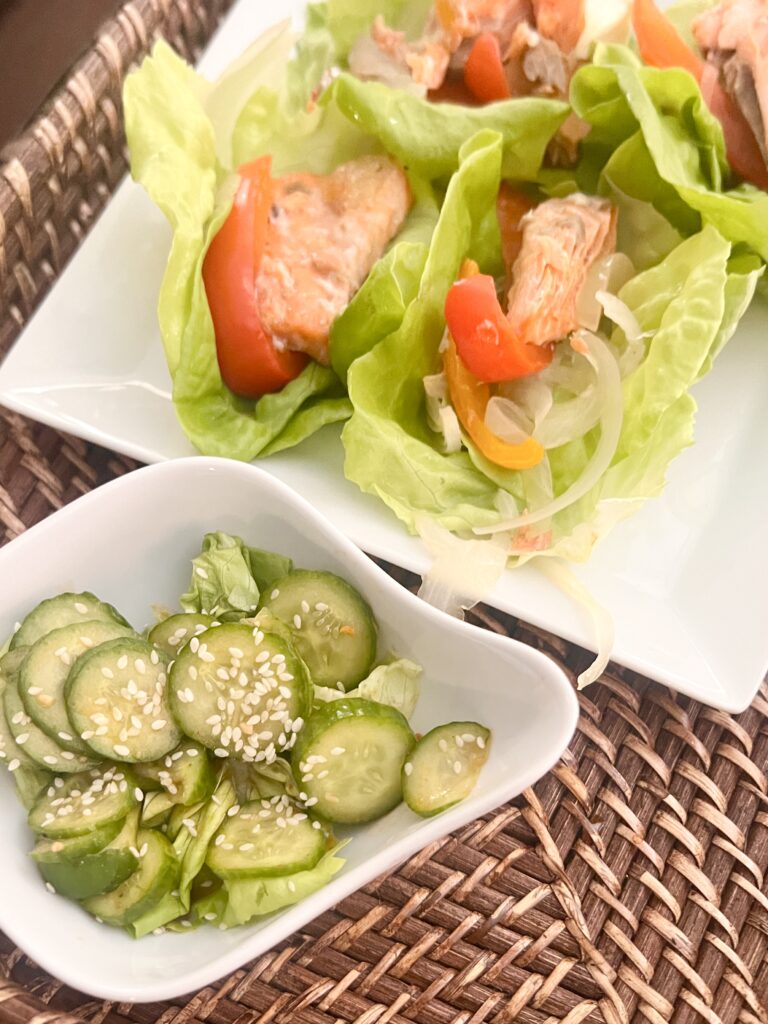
[444,273,554,383]
[464,33,511,104]
[203,157,308,398]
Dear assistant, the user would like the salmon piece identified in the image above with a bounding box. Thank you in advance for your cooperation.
[505,194,617,346]
[256,156,411,365]
[693,0,768,162]
[532,0,585,53]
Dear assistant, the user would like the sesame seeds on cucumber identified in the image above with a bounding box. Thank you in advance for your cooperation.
[0,530,490,936]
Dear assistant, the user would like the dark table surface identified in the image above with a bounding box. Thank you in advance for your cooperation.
[0,0,122,150]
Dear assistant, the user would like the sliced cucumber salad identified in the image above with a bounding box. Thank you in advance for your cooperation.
[0,531,490,937]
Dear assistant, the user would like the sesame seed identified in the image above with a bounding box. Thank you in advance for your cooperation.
[214,748,228,758]
[150,650,159,665]
[196,567,209,579]
[477,737,486,749]
[214,834,225,846]
[114,744,130,757]
[27,686,42,696]
[151,720,167,731]
[293,614,302,629]
[270,589,280,600]
[404,762,413,776]
[116,655,128,670]
[45,882,56,894]
[453,761,462,774]
[300,600,310,614]
[438,739,448,752]
[135,659,146,674]
[74,602,88,614]
[43,755,57,765]
[8,758,20,772]
[312,820,323,829]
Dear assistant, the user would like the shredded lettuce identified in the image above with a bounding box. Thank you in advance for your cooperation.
[220,844,348,927]
[180,531,292,618]
[314,657,422,717]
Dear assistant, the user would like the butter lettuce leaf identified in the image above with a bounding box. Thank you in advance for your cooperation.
[180,531,292,618]
[570,44,768,260]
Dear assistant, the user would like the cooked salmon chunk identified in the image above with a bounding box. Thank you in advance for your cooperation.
[505,194,617,346]
[693,0,768,163]
[255,156,411,364]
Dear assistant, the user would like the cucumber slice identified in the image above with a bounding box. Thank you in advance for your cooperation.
[66,637,181,763]
[4,675,99,774]
[133,742,215,805]
[402,722,491,817]
[35,812,139,900]
[0,658,36,774]
[20,620,135,752]
[148,613,217,659]
[82,829,179,926]
[169,624,311,763]
[141,791,175,828]
[32,818,123,863]
[292,698,415,824]
[261,571,377,690]
[28,765,139,838]
[11,592,131,651]
[206,795,325,879]
[13,765,53,809]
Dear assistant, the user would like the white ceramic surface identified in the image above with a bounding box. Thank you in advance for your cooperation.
[0,457,578,1002]
[0,0,766,713]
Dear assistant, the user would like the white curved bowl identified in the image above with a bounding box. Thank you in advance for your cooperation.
[0,457,578,1002]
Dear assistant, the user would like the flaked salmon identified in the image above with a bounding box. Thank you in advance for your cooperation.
[256,156,411,365]
[505,194,617,346]
[693,0,768,163]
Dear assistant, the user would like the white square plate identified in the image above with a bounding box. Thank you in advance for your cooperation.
[0,0,766,713]
[0,457,578,1002]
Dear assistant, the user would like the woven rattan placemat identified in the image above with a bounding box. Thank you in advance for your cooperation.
[0,0,766,1019]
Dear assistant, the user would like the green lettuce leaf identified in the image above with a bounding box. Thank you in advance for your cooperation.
[323,0,431,56]
[570,43,768,260]
[328,73,568,181]
[343,131,508,533]
[124,40,355,461]
[220,844,347,927]
[180,532,292,618]
[314,656,422,717]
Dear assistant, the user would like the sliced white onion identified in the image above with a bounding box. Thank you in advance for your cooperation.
[484,397,532,445]
[576,253,636,332]
[595,290,644,343]
[537,558,615,688]
[348,34,427,95]
[536,384,600,449]
[423,373,461,453]
[496,377,554,431]
[474,330,624,534]
[416,515,511,618]
[438,405,462,453]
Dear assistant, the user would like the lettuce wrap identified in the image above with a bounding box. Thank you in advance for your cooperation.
[123,2,566,459]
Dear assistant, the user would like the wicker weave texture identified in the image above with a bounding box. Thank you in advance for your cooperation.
[0,0,767,1020]
[0,427,766,1024]
[0,0,234,354]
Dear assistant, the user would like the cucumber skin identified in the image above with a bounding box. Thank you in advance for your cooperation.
[32,819,123,863]
[292,698,415,825]
[205,800,326,879]
[82,831,179,927]
[19,620,135,750]
[168,625,312,761]
[38,847,138,901]
[65,637,180,764]
[10,593,131,651]
[28,768,139,839]
[402,722,491,818]
[262,571,378,691]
